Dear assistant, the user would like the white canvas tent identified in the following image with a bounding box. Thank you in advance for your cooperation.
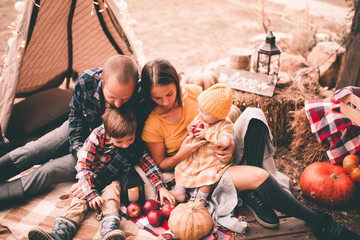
[0,0,145,139]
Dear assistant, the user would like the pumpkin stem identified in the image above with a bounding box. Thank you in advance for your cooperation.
[201,58,209,72]
[330,173,338,180]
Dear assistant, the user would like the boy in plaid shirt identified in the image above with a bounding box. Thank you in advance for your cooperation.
[28,107,174,240]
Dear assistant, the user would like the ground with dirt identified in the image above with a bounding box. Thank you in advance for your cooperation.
[1,0,359,235]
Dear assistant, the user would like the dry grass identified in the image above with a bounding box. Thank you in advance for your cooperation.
[289,108,329,164]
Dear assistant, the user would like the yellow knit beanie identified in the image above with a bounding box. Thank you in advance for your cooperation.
[197,83,232,119]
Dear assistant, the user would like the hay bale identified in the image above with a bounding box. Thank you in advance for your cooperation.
[232,67,323,147]
[289,108,329,164]
[233,85,308,146]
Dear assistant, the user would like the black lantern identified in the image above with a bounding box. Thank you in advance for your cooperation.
[256,31,281,76]
[121,167,145,206]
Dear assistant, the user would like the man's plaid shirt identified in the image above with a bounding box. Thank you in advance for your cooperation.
[69,68,166,197]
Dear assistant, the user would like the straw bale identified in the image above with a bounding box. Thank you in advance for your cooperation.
[232,65,327,147]
[289,108,329,164]
[232,83,318,147]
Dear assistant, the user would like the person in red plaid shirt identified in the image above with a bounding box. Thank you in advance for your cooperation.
[28,107,174,240]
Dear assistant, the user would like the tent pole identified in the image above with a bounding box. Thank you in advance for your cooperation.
[66,0,77,89]
[93,0,123,54]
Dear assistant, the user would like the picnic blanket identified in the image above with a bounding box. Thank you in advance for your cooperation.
[0,169,236,240]
[0,180,155,240]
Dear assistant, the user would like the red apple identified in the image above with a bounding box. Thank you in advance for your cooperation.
[142,199,160,215]
[192,123,204,134]
[126,202,142,219]
[147,210,164,227]
[161,204,175,218]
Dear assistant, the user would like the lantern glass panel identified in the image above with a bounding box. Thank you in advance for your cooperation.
[257,52,270,75]
[269,54,280,76]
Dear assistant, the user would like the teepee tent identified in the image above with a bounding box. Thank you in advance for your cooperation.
[0,0,145,141]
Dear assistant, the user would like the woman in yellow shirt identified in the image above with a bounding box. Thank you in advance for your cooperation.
[140,58,359,240]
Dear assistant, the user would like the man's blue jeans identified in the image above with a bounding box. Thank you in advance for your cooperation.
[9,120,77,196]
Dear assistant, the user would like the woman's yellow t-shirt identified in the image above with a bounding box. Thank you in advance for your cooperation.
[142,84,202,156]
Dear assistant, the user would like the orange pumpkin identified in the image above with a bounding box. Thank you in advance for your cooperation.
[168,201,213,240]
[342,154,360,182]
[350,167,360,182]
[343,154,360,172]
[185,69,218,90]
[300,162,355,207]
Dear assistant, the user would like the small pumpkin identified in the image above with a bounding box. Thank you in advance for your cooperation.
[342,154,360,182]
[168,201,213,240]
[300,162,355,208]
[227,105,241,123]
[185,68,218,90]
[350,167,360,182]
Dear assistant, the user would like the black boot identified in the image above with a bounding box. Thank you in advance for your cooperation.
[256,176,360,239]
[0,154,19,183]
[240,190,279,228]
[0,178,25,210]
[313,211,360,240]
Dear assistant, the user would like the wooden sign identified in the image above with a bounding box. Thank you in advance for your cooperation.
[215,66,276,97]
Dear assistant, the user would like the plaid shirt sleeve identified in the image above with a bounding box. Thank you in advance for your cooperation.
[68,68,103,157]
[139,152,166,190]
[69,83,85,157]
[76,131,103,202]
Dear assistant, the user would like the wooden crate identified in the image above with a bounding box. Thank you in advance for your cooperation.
[340,93,360,127]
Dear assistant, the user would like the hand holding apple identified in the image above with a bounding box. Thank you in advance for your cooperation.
[192,123,204,135]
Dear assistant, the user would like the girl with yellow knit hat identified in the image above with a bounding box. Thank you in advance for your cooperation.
[171,83,234,205]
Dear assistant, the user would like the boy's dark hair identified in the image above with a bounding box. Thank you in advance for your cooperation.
[102,106,137,139]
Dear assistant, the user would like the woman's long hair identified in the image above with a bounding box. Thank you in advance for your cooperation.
[140,58,182,110]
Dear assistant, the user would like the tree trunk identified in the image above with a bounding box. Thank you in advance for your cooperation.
[336,2,360,89]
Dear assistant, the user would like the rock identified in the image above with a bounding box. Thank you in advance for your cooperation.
[307,41,344,72]
[307,41,345,89]
[319,52,343,89]
[280,52,308,76]
[315,33,331,43]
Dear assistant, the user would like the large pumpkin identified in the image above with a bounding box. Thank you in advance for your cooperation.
[168,201,213,240]
[300,162,355,208]
[185,69,218,90]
